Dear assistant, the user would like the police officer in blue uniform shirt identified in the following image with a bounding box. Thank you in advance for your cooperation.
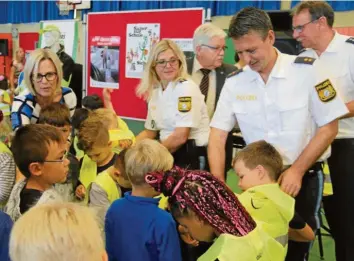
[208,7,348,261]
[136,39,210,170]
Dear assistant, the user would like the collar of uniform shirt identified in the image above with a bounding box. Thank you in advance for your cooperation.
[193,57,215,74]
[321,30,341,53]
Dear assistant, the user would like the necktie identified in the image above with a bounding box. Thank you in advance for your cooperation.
[199,68,211,101]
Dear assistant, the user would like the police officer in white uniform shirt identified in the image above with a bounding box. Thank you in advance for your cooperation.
[136,39,210,170]
[208,7,348,261]
[292,2,354,261]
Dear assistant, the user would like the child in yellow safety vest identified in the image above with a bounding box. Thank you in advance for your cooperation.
[88,149,131,226]
[145,166,284,261]
[76,109,133,202]
[233,140,315,257]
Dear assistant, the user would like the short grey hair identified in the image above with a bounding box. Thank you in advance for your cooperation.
[193,23,227,52]
[229,7,273,40]
[292,1,334,27]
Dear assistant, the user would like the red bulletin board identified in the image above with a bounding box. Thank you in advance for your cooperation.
[19,32,39,54]
[0,33,12,78]
[86,8,204,120]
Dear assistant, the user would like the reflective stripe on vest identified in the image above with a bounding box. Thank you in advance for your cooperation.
[275,234,289,247]
[94,171,120,203]
[322,161,333,196]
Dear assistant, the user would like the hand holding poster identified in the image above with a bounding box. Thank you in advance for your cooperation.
[90,36,120,89]
[125,24,160,79]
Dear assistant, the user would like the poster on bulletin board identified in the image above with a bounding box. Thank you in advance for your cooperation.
[125,23,160,79]
[86,8,204,120]
[39,20,79,61]
[90,36,120,89]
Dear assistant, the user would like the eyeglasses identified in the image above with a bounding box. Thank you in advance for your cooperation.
[155,58,180,68]
[32,72,57,83]
[292,18,320,33]
[43,151,68,164]
[201,44,228,52]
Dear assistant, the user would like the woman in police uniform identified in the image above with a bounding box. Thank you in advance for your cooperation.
[136,39,210,170]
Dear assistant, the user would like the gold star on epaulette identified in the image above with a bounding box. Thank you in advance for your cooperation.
[294,56,315,65]
[226,68,243,78]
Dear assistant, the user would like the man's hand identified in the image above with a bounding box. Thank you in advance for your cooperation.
[279,167,304,197]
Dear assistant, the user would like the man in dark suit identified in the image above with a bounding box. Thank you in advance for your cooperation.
[187,23,238,180]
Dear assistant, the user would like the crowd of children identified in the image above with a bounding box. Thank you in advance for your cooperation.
[0,81,314,261]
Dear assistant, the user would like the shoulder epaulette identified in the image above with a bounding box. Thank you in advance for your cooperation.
[345,37,354,45]
[294,56,315,65]
[178,78,187,83]
[298,48,307,55]
[227,68,243,78]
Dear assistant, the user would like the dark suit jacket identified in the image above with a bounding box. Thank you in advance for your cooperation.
[186,57,238,111]
[186,57,238,177]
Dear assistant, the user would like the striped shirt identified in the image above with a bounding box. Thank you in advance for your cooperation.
[0,153,15,206]
[11,87,77,131]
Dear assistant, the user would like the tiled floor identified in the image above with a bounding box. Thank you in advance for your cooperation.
[226,170,335,261]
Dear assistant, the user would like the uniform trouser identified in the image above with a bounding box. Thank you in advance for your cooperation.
[285,163,324,261]
[173,140,208,170]
[323,138,354,261]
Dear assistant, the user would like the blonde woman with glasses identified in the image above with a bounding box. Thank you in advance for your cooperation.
[11,48,76,131]
[136,39,210,170]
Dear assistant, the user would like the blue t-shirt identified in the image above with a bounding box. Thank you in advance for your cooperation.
[0,211,13,261]
[105,192,182,261]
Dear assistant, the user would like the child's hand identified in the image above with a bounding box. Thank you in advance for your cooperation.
[178,225,199,247]
[102,88,113,103]
[119,139,133,149]
[75,185,86,200]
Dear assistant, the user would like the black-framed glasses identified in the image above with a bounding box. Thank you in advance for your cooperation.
[292,18,320,33]
[201,44,228,52]
[155,58,180,68]
[32,72,57,83]
[43,151,68,164]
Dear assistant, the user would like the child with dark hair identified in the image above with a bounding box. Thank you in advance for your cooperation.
[82,94,104,110]
[5,124,69,221]
[38,103,80,202]
[70,108,90,159]
[145,167,284,261]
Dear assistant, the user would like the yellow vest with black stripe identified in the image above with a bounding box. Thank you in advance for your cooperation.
[322,161,333,196]
[238,183,295,259]
[0,91,11,116]
[94,171,121,203]
[0,141,11,154]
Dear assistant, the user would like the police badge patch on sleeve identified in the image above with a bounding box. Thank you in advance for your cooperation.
[315,79,336,102]
[178,97,192,112]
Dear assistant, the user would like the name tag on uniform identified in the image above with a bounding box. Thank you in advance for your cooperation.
[236,95,257,101]
[315,79,336,102]
[178,97,192,112]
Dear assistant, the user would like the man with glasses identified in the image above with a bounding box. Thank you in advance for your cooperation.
[292,2,354,260]
[208,7,348,261]
[188,23,238,180]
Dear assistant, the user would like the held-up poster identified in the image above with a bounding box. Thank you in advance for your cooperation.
[90,36,120,89]
[125,24,160,79]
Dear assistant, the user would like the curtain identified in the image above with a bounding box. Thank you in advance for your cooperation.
[1,0,281,24]
[291,0,354,11]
